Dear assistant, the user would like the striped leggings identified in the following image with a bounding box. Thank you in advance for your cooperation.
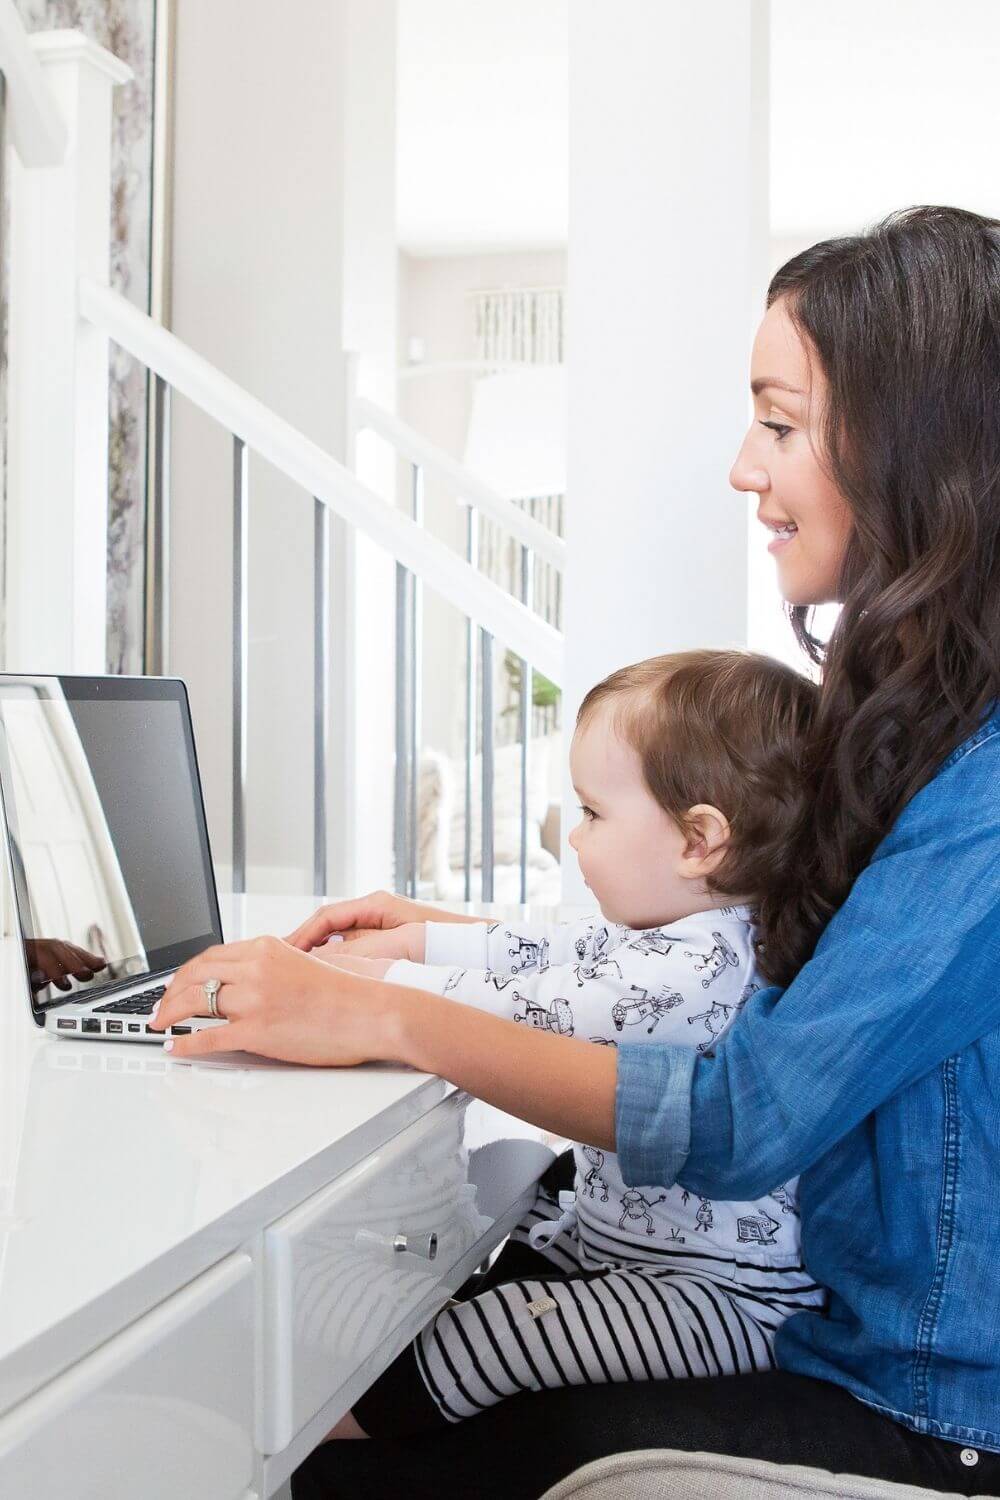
[353,1181,826,1437]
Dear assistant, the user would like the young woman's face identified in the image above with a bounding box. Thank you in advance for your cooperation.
[729,297,854,607]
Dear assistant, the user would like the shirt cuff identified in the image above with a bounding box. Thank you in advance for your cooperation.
[615,1043,696,1188]
[385,960,457,995]
[424,922,491,969]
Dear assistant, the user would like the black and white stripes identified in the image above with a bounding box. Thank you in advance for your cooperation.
[413,1188,826,1424]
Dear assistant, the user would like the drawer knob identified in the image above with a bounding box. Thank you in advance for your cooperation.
[393,1231,438,1260]
[354,1228,440,1261]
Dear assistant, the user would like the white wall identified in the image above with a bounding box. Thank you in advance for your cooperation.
[563,0,769,900]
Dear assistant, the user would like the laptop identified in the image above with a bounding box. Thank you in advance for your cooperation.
[0,674,228,1045]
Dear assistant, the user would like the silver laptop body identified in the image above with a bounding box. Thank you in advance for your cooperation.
[0,674,227,1045]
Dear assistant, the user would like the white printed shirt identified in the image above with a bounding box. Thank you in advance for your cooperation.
[387,907,805,1283]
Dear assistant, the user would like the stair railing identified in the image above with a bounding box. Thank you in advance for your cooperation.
[353,398,565,903]
[78,281,564,902]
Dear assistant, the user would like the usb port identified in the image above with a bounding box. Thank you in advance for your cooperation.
[106,1020,123,1034]
[57,1018,77,1030]
[171,1025,191,1035]
[127,1023,141,1033]
[81,1018,100,1034]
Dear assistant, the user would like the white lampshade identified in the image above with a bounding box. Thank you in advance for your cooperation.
[462,365,567,500]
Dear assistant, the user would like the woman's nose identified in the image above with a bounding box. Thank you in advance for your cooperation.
[729,433,769,497]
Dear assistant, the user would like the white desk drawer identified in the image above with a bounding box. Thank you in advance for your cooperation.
[0,1252,255,1500]
[261,1092,492,1452]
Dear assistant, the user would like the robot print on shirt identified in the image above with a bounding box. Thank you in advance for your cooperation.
[739,981,761,1006]
[627,929,676,959]
[588,1036,618,1047]
[769,1183,799,1216]
[685,931,741,988]
[443,969,466,994]
[694,1197,714,1233]
[687,998,738,1053]
[611,983,685,1035]
[665,1227,686,1244]
[580,1146,610,1202]
[483,969,518,992]
[507,933,551,974]
[619,1187,668,1236]
[737,1211,781,1246]
[572,926,624,987]
[513,992,574,1036]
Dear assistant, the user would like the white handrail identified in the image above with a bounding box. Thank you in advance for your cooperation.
[354,396,566,571]
[79,278,564,686]
[0,2,66,165]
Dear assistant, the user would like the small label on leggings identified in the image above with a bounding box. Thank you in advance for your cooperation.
[526,1297,558,1318]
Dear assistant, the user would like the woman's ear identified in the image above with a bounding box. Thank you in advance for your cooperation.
[680,804,733,877]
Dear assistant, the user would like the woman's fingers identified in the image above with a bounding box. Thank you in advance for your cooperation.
[151,941,264,1030]
[164,1020,254,1059]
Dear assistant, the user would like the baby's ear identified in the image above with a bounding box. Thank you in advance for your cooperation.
[681,804,732,872]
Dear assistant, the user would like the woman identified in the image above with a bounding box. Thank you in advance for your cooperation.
[154,206,1000,1497]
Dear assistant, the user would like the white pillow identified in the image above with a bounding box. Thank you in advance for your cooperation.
[447,736,554,871]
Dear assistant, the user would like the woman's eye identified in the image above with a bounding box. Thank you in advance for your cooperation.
[759,420,792,442]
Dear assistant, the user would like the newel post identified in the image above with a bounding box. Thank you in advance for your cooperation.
[6,31,131,672]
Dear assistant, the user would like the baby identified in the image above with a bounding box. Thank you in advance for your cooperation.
[334,649,826,1436]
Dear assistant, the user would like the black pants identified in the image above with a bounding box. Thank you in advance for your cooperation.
[294,1363,1000,1500]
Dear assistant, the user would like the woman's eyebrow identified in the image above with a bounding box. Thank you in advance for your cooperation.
[751,377,805,397]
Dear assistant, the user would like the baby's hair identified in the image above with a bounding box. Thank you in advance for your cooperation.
[577,650,819,987]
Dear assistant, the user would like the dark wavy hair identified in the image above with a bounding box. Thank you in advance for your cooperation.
[756,206,1000,982]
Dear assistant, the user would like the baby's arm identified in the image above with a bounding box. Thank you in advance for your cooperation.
[423,914,627,978]
[387,923,751,1047]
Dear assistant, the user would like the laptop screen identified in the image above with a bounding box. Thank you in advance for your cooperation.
[0,676,223,1019]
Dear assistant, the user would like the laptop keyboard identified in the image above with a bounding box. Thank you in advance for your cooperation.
[92,986,166,1015]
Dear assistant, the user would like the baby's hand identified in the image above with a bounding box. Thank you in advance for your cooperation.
[321,922,426,963]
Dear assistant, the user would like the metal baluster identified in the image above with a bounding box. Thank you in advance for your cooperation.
[151,376,171,674]
[313,496,330,896]
[393,559,409,895]
[518,543,534,904]
[464,506,478,902]
[480,626,495,902]
[232,436,249,894]
[409,464,423,899]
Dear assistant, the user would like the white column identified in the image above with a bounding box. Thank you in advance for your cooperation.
[562,1,769,899]
[6,31,131,673]
[335,0,398,896]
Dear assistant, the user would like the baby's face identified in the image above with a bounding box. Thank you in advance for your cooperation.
[568,705,700,930]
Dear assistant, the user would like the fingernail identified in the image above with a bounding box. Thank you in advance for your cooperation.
[163,1039,174,1052]
[150,1001,160,1022]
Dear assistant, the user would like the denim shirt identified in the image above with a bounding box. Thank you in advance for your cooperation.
[616,710,1000,1451]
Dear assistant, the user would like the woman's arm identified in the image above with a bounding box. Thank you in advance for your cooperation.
[150,944,618,1146]
[390,985,618,1146]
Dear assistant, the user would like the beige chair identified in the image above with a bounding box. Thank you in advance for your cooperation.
[539,1447,996,1499]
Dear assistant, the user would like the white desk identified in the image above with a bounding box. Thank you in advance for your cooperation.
[0,894,557,1498]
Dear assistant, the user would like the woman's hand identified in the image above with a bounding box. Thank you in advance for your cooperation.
[284,890,486,953]
[148,936,401,1065]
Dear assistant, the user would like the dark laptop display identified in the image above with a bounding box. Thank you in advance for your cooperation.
[0,676,223,1025]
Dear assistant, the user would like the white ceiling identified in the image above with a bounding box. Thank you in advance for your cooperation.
[397,0,1000,255]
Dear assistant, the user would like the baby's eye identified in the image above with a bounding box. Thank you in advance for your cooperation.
[759,420,792,442]
[578,804,596,821]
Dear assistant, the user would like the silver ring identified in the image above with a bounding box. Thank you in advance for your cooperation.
[202,977,222,1018]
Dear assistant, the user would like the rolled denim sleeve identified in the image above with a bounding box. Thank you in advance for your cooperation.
[616,1042,696,1187]
[616,720,1000,1197]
